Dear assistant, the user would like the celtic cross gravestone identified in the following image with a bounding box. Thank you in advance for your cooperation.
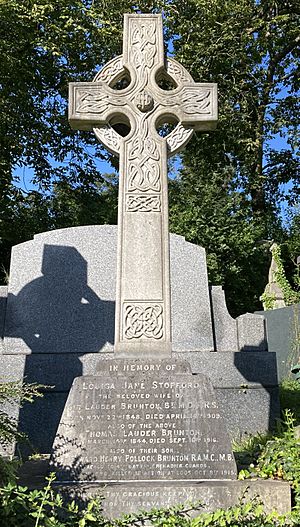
[69,13,217,357]
[49,14,292,515]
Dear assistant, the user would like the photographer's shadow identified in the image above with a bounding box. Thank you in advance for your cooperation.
[7,244,114,354]
[6,244,115,454]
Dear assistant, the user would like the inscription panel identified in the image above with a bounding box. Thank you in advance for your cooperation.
[86,481,290,518]
[52,368,236,482]
[96,360,191,375]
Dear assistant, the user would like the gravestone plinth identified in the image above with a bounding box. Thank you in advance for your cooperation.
[51,358,291,515]
[52,361,237,482]
[63,480,291,518]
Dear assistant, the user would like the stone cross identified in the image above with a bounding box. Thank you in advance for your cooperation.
[69,14,217,357]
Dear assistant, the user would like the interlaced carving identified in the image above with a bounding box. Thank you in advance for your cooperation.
[94,125,121,154]
[127,122,160,192]
[76,91,125,114]
[182,89,211,114]
[167,125,193,154]
[69,14,217,353]
[166,59,190,83]
[94,56,123,84]
[126,194,161,212]
[130,21,156,71]
[124,303,163,339]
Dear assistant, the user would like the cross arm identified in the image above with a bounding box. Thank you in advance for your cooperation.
[69,82,130,131]
[156,83,218,131]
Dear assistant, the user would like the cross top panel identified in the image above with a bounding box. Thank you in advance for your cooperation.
[69,14,217,158]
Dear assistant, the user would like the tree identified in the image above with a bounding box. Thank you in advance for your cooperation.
[165,0,300,314]
[0,0,163,281]
[0,0,298,314]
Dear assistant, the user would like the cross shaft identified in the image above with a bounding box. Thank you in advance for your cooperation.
[69,14,217,356]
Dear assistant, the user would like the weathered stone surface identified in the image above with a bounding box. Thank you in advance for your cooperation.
[262,243,286,309]
[0,286,7,354]
[1,351,279,453]
[0,353,25,456]
[17,392,68,456]
[96,359,192,375]
[69,13,217,357]
[256,305,300,381]
[174,351,278,387]
[12,351,278,391]
[63,480,290,517]
[209,286,238,351]
[172,236,213,351]
[0,354,25,382]
[3,226,214,354]
[52,368,237,481]
[16,386,280,455]
[215,387,280,439]
[237,313,267,351]
[4,226,117,355]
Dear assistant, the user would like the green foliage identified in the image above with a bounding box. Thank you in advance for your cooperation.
[239,410,300,510]
[166,0,300,315]
[169,175,273,316]
[260,242,300,309]
[233,431,271,471]
[0,456,20,486]
[0,472,98,527]
[280,379,300,424]
[0,0,164,284]
[190,499,293,527]
[0,0,299,315]
[259,291,276,310]
[273,244,300,306]
[0,380,45,447]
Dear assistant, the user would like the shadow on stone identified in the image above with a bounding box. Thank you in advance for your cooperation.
[233,347,280,433]
[7,244,114,454]
[6,244,115,354]
[51,432,95,483]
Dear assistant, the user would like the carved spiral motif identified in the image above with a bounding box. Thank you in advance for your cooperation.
[135,91,154,112]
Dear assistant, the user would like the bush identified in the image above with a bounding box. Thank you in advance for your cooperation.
[239,410,300,512]
[0,380,46,485]
[0,380,45,447]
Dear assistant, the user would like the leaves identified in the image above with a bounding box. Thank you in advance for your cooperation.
[166,0,300,315]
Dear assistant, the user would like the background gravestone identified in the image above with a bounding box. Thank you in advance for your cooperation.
[3,226,213,355]
[256,304,300,381]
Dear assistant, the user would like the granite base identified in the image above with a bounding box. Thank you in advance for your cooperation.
[55,480,291,517]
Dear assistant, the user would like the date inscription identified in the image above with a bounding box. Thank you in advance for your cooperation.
[53,370,237,481]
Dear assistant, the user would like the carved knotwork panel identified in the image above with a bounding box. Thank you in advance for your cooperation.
[123,302,164,340]
[129,19,157,72]
[93,56,124,84]
[126,194,161,212]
